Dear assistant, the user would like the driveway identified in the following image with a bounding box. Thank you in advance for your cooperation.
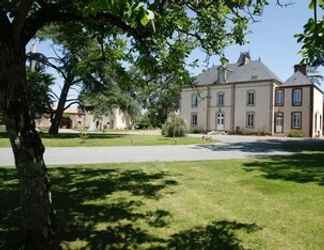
[2,135,323,166]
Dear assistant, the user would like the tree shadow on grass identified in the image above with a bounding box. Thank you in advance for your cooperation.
[243,153,324,186]
[40,132,128,139]
[152,220,261,250]
[0,167,177,249]
[0,167,261,250]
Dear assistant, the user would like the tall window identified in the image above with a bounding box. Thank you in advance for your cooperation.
[247,90,255,106]
[292,88,302,106]
[191,113,198,127]
[191,93,198,108]
[275,89,284,106]
[218,92,224,106]
[291,112,302,129]
[246,112,255,129]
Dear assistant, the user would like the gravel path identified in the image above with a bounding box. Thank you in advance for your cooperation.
[0,141,294,167]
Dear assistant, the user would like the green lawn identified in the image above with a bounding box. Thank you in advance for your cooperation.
[0,132,209,147]
[1,154,324,249]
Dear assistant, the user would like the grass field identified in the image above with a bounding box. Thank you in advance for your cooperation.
[1,154,324,249]
[0,132,210,147]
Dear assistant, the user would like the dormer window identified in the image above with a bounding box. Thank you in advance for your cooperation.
[217,66,226,83]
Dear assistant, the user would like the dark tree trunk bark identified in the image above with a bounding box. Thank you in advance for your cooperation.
[48,80,71,135]
[0,41,55,250]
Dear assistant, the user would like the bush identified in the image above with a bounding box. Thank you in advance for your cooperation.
[288,130,304,138]
[161,114,186,137]
[135,114,152,129]
[190,128,205,134]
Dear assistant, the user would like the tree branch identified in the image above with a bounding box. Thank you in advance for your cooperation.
[64,101,80,111]
[22,3,151,47]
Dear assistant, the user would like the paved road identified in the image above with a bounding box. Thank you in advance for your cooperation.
[0,141,296,167]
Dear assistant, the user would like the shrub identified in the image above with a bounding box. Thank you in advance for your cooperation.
[190,128,205,134]
[161,114,186,137]
[135,114,152,129]
[288,130,304,138]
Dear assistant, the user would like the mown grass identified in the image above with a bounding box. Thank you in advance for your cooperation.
[1,154,324,249]
[0,132,210,148]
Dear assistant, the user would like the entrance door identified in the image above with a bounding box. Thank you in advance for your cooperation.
[275,112,284,133]
[216,112,225,130]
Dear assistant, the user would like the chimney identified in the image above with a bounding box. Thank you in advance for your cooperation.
[294,64,307,75]
[237,52,251,66]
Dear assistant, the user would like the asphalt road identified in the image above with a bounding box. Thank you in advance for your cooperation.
[0,140,294,166]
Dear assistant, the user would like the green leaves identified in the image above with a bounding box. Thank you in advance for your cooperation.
[296,1,324,66]
[140,9,154,26]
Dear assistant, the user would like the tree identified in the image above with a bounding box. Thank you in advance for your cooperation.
[26,68,55,119]
[133,42,192,127]
[296,0,324,66]
[0,1,268,249]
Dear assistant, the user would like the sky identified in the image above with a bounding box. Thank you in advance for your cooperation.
[188,0,315,81]
[33,0,316,96]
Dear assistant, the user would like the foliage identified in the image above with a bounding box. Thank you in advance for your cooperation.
[161,114,187,137]
[288,130,305,138]
[135,113,153,129]
[26,69,54,118]
[190,128,206,134]
[296,0,324,66]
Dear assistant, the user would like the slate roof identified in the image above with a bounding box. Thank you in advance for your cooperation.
[194,60,281,85]
[283,71,313,86]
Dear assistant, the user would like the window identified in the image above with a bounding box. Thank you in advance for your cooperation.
[191,93,198,108]
[247,90,255,106]
[217,92,224,106]
[275,89,284,106]
[191,113,198,127]
[291,112,302,129]
[246,112,255,129]
[292,88,302,106]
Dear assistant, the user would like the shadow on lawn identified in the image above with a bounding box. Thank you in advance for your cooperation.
[0,132,128,140]
[0,167,260,250]
[243,153,324,186]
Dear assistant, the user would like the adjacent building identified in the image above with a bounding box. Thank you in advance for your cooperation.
[180,53,323,137]
[36,106,132,131]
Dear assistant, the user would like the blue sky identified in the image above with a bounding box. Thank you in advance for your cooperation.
[33,0,315,95]
[188,0,314,81]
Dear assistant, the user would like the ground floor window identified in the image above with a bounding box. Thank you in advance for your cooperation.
[191,113,198,128]
[275,112,284,133]
[246,112,255,129]
[291,112,302,129]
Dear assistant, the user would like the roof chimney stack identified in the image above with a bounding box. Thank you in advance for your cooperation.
[294,64,307,76]
[237,52,251,66]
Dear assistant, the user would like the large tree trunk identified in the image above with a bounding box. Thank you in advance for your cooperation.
[0,42,55,250]
[49,80,71,135]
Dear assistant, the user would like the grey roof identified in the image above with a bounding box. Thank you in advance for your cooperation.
[283,71,313,86]
[194,60,281,85]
